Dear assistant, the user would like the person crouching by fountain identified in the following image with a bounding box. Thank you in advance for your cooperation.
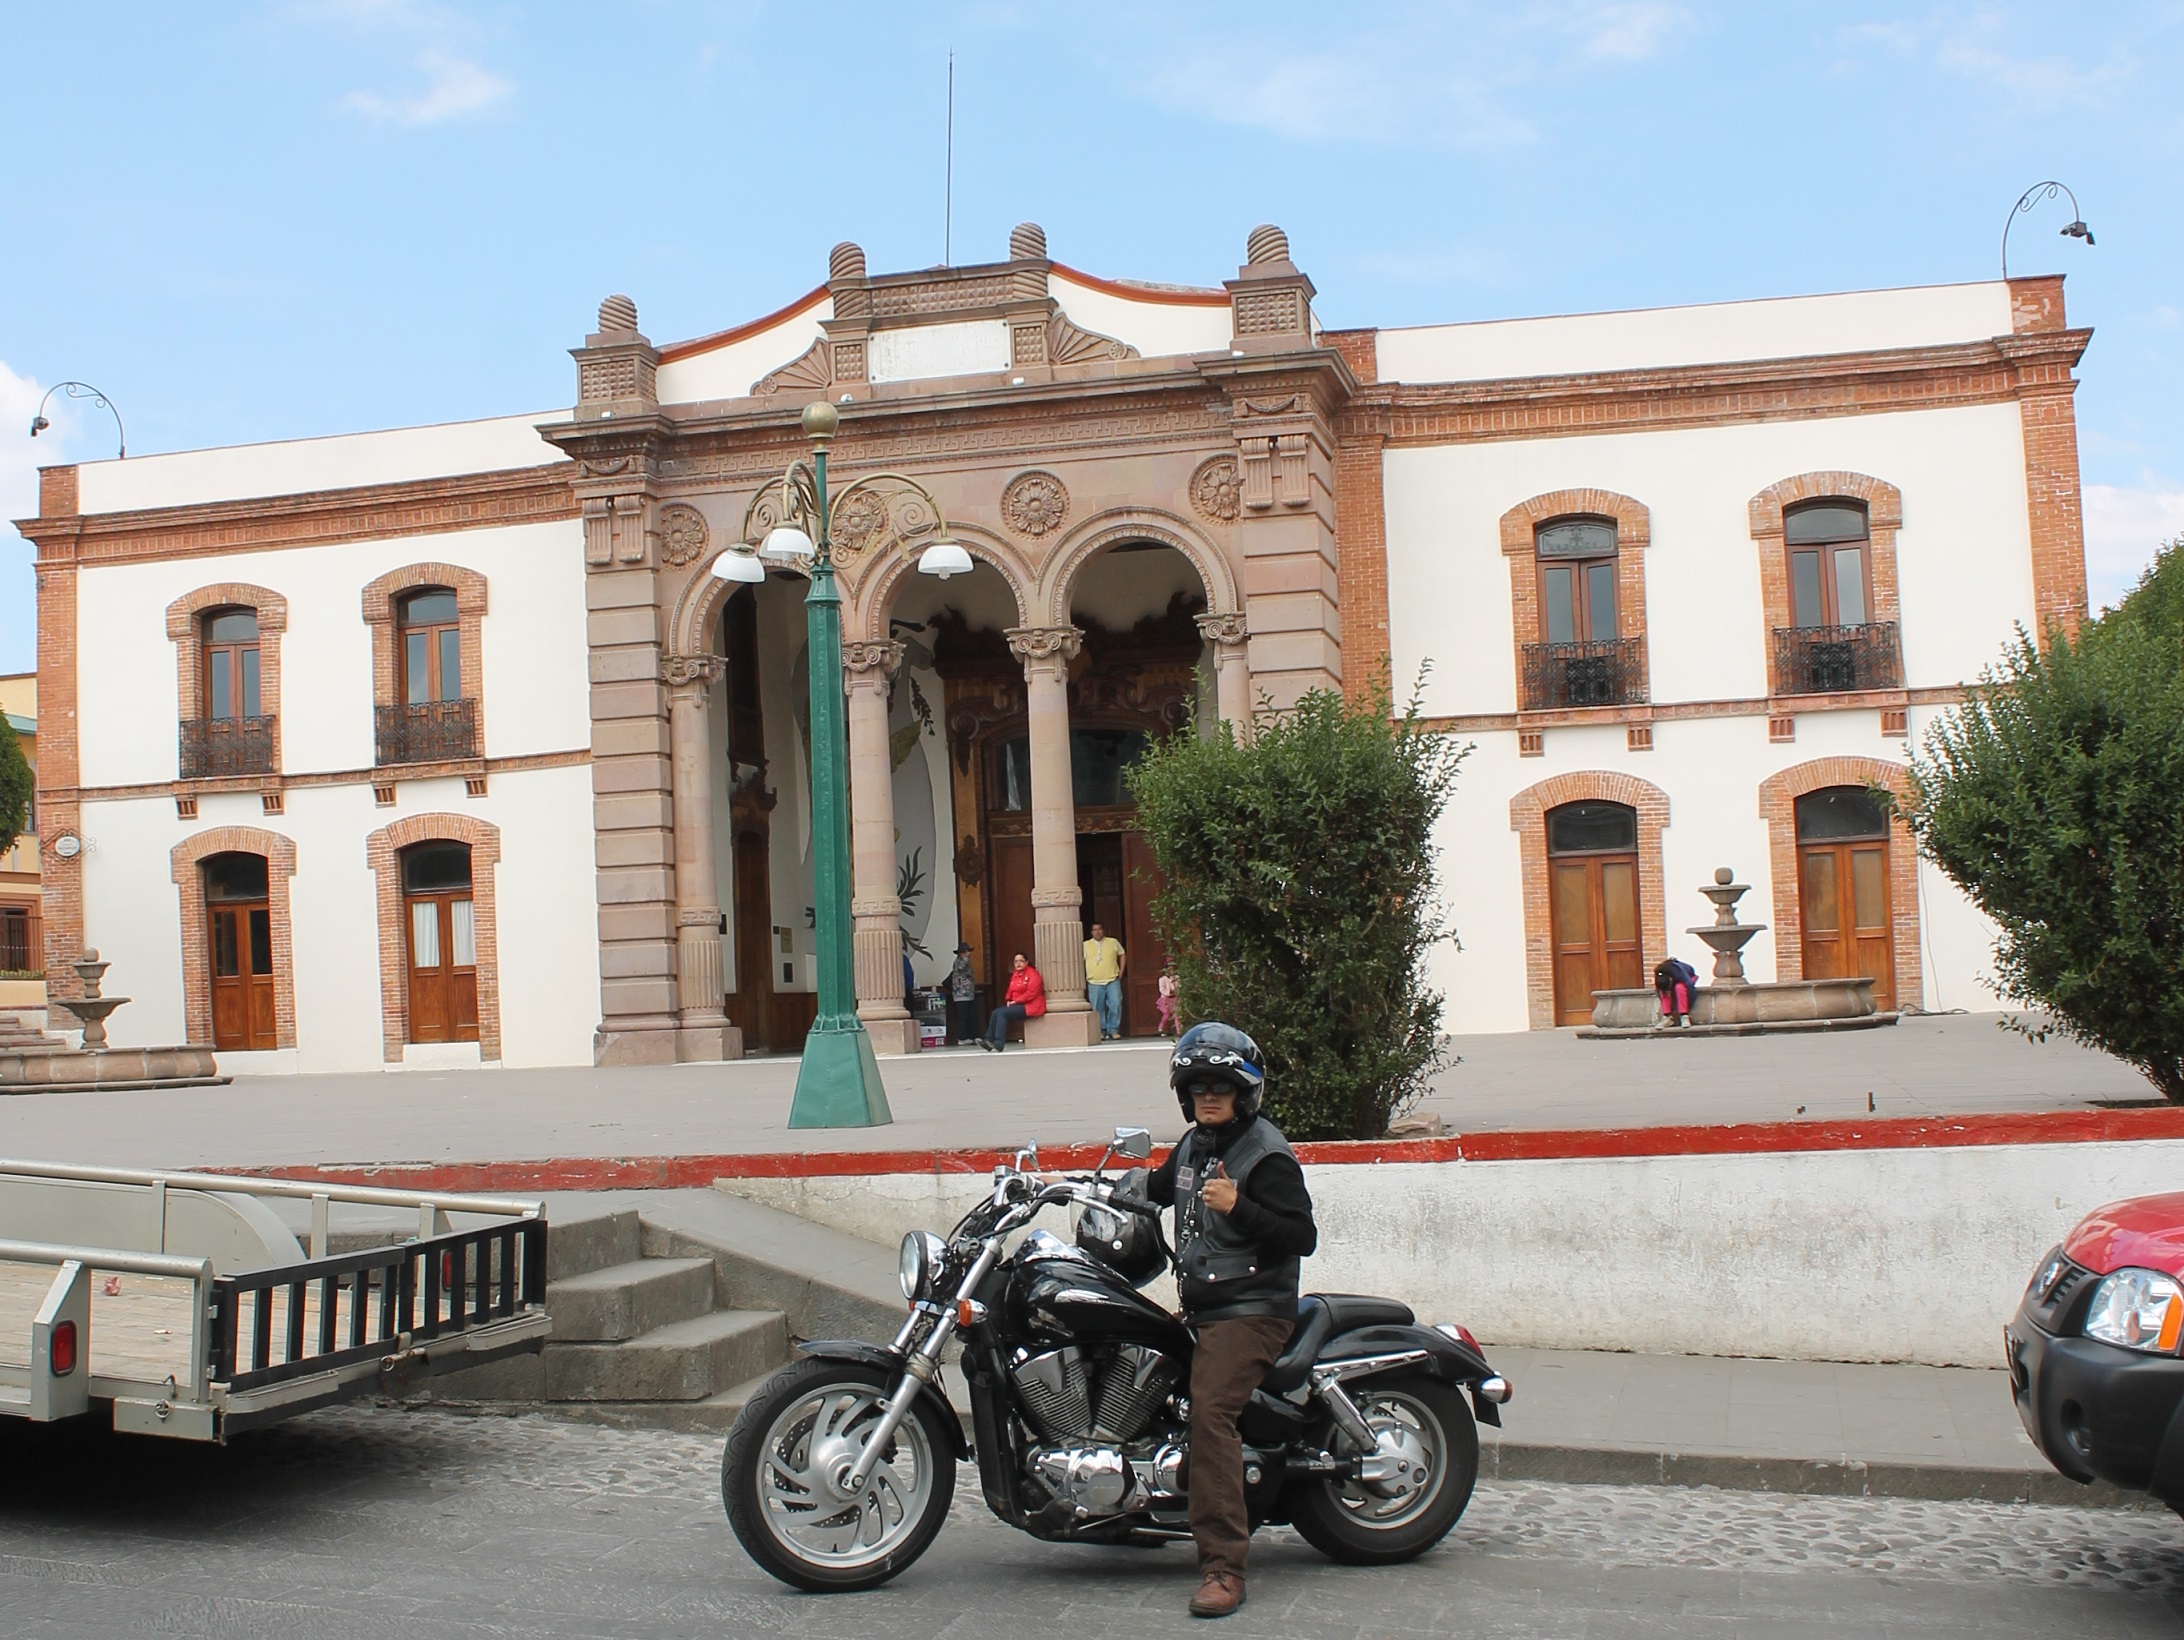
[1654,957,1697,1028]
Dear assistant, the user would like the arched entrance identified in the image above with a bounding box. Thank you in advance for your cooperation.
[1546,800,1643,1025]
[401,840,478,1044]
[1793,786,1895,1011]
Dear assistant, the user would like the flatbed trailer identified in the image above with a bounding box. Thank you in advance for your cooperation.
[0,1159,549,1441]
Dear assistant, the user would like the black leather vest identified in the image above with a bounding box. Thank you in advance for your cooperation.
[1173,1117,1301,1324]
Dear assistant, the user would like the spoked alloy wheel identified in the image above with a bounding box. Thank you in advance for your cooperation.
[1289,1374,1478,1565]
[721,1358,956,1592]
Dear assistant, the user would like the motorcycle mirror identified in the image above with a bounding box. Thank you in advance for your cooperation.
[1113,1126,1153,1161]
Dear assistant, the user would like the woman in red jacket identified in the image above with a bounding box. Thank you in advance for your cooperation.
[980,951,1045,1051]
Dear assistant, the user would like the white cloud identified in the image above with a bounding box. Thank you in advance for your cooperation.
[0,362,55,675]
[2083,478,2184,611]
[1581,2,1685,61]
[345,47,512,126]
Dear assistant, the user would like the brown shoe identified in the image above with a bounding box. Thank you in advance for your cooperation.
[1189,1572,1246,1618]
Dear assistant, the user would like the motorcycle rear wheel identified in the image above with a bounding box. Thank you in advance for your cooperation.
[1288,1375,1478,1566]
[721,1357,956,1593]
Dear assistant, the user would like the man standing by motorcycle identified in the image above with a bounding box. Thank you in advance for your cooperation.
[1139,1022,1317,1619]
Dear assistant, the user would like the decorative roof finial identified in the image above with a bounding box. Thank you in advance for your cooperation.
[1009,222,1048,261]
[1245,224,1291,265]
[829,242,868,282]
[597,293,639,334]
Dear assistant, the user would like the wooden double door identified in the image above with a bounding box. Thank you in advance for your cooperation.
[987,828,1168,1036]
[1545,801,1643,1026]
[403,842,478,1044]
[209,901,277,1050]
[1793,787,1896,1012]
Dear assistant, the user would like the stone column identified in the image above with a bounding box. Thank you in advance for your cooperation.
[1008,625,1098,1047]
[1197,611,1252,730]
[666,655,739,1062]
[845,640,918,1056]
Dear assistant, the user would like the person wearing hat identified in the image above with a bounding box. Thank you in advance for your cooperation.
[946,940,979,1047]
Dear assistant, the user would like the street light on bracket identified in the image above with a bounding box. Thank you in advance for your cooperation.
[730,401,966,1128]
[29,381,126,459]
[2002,181,2095,280]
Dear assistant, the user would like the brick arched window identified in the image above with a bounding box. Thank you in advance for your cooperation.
[366,812,502,1062]
[170,826,298,1049]
[166,584,288,779]
[1499,490,1650,713]
[1748,473,1904,697]
[1757,757,1921,1011]
[361,563,487,767]
[1509,771,1670,1029]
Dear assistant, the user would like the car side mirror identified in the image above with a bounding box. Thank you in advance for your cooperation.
[1113,1125,1152,1160]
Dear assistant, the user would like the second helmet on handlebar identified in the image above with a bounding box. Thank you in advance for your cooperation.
[1075,1166,1167,1286]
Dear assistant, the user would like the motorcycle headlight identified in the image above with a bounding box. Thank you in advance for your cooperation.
[898,1231,948,1304]
[2081,1268,2184,1353]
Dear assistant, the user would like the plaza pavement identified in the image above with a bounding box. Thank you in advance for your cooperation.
[0,1011,2160,1174]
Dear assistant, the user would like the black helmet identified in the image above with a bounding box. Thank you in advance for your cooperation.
[1169,1022,1267,1119]
[1075,1169,1165,1286]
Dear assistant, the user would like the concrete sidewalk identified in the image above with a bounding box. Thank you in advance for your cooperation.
[0,1013,2160,1173]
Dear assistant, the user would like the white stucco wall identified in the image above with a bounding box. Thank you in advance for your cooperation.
[74,413,569,515]
[1383,403,2035,715]
[655,293,834,405]
[721,1135,2182,1368]
[74,520,589,787]
[1048,271,1233,361]
[1375,281,2013,385]
[73,762,598,1073]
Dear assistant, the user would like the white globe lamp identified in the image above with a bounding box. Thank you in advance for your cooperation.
[709,549,766,584]
[759,525,816,564]
[916,540,974,580]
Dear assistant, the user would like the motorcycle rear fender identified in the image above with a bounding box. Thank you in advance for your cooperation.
[794,1339,973,1458]
[1318,1323,1503,1427]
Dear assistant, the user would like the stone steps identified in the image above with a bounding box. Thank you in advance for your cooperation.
[547,1256,716,1343]
[545,1309,789,1404]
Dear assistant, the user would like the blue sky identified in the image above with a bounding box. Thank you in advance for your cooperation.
[5,2,2181,675]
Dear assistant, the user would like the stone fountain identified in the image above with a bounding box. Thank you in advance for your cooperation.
[1580,871,1897,1037]
[0,948,227,1093]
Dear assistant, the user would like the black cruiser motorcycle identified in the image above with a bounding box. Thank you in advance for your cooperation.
[721,1128,1513,1592]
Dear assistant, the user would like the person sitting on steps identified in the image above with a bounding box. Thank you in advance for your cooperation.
[981,951,1044,1051]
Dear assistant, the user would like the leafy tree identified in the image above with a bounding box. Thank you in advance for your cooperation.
[1904,539,2184,1101]
[0,720,30,859]
[1127,679,1468,1140]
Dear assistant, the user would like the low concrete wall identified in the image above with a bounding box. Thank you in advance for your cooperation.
[717,1137,2184,1369]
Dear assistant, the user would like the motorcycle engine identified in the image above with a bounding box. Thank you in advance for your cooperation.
[1015,1343,1188,1520]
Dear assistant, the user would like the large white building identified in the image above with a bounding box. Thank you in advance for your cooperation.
[21,224,2090,1071]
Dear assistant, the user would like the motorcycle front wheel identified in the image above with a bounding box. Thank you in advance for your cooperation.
[721,1357,957,1592]
[1288,1374,1478,1566]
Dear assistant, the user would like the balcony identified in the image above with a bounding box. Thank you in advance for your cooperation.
[179,715,277,779]
[1772,623,1902,696]
[1521,638,1648,711]
[376,698,479,766]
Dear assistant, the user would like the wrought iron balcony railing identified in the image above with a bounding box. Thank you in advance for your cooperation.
[179,715,277,778]
[1520,638,1648,711]
[1772,623,1902,696]
[375,698,479,766]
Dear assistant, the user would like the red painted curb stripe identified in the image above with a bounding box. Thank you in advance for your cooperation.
[221,1106,2184,1194]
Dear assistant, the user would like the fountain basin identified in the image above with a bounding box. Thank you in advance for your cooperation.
[0,1043,227,1092]
[1581,978,1895,1037]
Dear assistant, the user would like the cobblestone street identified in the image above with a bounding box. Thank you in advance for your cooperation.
[3,1407,2180,1638]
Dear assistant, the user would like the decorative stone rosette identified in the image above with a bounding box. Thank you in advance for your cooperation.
[1189,456,1242,523]
[656,504,709,567]
[1001,471,1070,538]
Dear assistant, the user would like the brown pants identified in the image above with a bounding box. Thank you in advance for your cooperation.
[1187,1314,1295,1578]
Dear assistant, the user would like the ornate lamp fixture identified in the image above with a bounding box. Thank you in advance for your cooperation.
[29,381,126,458]
[2002,181,2095,279]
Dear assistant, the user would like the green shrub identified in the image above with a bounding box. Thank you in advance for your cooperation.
[1905,539,2184,1101]
[1127,680,1468,1140]
[0,720,29,859]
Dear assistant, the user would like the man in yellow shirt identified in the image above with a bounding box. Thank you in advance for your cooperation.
[1083,922,1127,1041]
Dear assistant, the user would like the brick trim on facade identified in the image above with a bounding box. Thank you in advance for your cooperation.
[360,562,489,754]
[169,826,299,1049]
[165,583,290,773]
[364,812,503,1063]
[1755,756,1921,1011]
[31,467,84,1002]
[1747,471,1903,697]
[1499,489,1652,707]
[1508,771,1671,1030]
[2007,276,2090,642]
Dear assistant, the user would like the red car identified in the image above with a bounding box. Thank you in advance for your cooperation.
[2007,1191,2184,1513]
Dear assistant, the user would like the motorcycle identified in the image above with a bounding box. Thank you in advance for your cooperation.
[720,1126,1514,1592]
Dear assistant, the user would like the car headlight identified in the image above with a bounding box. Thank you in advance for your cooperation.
[898,1231,948,1304]
[2081,1268,2184,1353]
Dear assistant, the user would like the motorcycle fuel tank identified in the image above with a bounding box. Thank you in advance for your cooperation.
[1009,1231,1191,1353]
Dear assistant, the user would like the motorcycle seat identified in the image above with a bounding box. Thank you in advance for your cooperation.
[1259,1294,1418,1395]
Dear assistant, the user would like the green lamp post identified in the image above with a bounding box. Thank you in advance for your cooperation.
[736,401,974,1127]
